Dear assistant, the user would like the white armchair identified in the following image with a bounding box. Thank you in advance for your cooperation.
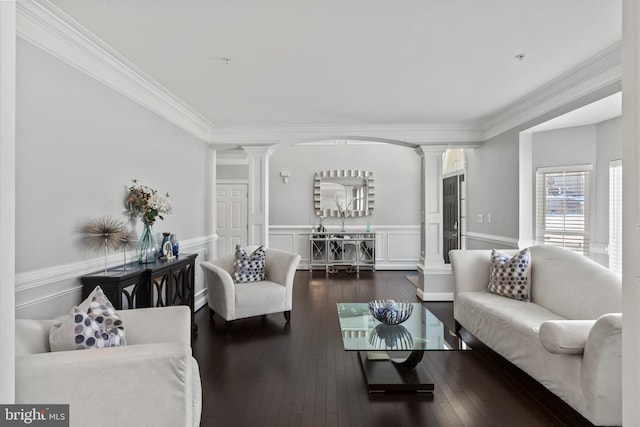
[15,306,201,427]
[200,247,301,323]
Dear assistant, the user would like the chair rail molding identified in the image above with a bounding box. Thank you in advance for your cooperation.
[16,0,213,142]
[15,234,217,317]
[464,231,520,248]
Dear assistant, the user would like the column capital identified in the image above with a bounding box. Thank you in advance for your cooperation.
[415,145,449,158]
[242,145,276,158]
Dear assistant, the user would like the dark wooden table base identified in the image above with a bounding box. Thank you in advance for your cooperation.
[357,351,435,393]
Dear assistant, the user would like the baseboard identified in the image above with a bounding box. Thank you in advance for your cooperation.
[194,288,207,311]
[416,289,454,302]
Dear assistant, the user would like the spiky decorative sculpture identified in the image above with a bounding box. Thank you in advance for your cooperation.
[83,216,126,274]
[118,227,138,269]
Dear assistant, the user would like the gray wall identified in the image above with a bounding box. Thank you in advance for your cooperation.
[218,164,248,181]
[464,116,622,254]
[532,125,596,167]
[16,40,208,312]
[268,141,421,228]
[465,129,520,249]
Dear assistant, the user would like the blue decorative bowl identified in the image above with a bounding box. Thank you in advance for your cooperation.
[368,300,413,325]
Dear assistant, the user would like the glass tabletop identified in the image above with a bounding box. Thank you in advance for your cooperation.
[337,303,469,352]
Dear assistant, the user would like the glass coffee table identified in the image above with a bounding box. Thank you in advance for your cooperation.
[337,302,469,393]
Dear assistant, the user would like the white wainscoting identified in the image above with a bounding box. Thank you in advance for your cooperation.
[269,225,420,270]
[15,234,217,319]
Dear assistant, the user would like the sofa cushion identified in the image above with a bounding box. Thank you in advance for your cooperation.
[233,244,266,283]
[455,291,584,412]
[235,280,285,318]
[487,248,531,301]
[539,320,595,354]
[528,245,621,319]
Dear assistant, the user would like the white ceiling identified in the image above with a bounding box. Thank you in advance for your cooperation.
[49,0,622,128]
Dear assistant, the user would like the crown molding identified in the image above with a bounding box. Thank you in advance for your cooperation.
[482,42,622,140]
[16,0,213,142]
[16,0,620,146]
[217,150,249,165]
[208,123,484,147]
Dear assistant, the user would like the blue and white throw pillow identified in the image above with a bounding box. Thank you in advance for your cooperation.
[233,244,266,283]
[488,248,531,302]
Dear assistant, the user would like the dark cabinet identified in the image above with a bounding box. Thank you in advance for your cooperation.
[80,253,198,337]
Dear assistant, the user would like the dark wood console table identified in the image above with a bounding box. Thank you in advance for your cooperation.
[80,253,198,338]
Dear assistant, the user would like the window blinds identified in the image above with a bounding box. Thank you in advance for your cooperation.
[536,166,591,255]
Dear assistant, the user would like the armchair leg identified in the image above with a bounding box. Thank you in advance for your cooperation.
[225,320,233,331]
[209,307,216,320]
[284,311,291,322]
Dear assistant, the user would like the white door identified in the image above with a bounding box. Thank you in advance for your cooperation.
[216,183,248,257]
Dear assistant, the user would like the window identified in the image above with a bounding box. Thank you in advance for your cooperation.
[536,165,591,255]
[609,160,622,273]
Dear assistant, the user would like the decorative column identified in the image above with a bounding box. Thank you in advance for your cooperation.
[205,144,217,259]
[242,145,275,246]
[415,145,452,301]
[0,0,16,404]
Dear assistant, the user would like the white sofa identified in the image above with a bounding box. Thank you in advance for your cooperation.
[15,306,202,427]
[450,245,621,426]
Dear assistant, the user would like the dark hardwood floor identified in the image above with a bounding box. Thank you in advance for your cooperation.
[192,270,582,427]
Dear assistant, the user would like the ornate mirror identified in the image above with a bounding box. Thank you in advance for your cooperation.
[314,170,374,217]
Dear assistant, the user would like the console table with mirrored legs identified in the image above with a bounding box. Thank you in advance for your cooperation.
[309,232,375,276]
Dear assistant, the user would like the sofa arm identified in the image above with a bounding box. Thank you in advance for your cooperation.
[201,261,236,319]
[539,320,596,354]
[265,249,301,310]
[117,306,190,346]
[581,313,622,426]
[16,342,195,427]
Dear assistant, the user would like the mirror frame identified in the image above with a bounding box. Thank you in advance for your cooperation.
[314,170,374,217]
